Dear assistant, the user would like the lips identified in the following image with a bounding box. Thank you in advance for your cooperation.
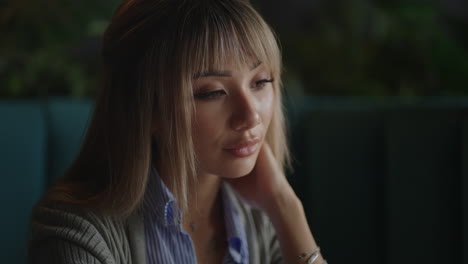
[224,137,260,157]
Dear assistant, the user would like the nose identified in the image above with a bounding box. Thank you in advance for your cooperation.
[229,92,261,131]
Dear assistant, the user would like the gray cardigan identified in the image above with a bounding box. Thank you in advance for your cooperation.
[29,186,283,264]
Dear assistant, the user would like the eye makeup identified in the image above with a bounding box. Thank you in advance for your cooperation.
[252,78,274,90]
[194,89,226,100]
[192,72,274,101]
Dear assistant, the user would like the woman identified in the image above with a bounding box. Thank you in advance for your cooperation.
[29,0,327,263]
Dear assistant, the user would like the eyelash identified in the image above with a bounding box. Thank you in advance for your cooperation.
[253,78,274,90]
[194,78,274,100]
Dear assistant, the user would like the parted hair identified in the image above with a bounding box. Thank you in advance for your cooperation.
[39,0,290,217]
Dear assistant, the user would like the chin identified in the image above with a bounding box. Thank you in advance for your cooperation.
[222,167,254,179]
[200,148,261,179]
[218,156,258,179]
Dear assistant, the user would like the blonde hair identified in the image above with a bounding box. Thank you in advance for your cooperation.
[40,0,290,217]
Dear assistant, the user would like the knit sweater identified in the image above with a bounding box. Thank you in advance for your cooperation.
[28,185,283,264]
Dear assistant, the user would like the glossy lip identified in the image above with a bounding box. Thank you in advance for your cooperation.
[224,137,261,158]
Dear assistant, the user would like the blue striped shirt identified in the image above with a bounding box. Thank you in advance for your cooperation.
[142,169,249,264]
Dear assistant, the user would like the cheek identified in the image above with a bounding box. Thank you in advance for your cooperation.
[191,104,226,146]
[258,88,275,128]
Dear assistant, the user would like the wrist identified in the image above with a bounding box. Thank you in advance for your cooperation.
[262,188,321,264]
[263,187,303,220]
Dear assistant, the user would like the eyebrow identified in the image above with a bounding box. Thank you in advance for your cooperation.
[193,61,263,79]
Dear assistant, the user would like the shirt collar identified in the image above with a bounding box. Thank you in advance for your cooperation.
[222,184,249,263]
[142,167,181,228]
[143,169,249,263]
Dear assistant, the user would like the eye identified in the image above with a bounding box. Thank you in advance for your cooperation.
[252,78,274,90]
[194,90,226,100]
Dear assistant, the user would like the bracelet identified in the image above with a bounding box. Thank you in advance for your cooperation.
[305,251,320,264]
[297,247,320,263]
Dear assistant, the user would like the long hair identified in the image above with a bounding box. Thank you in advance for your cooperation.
[39,0,290,217]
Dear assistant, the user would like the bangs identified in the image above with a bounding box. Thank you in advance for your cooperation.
[176,0,281,78]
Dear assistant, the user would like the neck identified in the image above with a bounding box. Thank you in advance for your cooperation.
[183,173,223,229]
[183,173,228,264]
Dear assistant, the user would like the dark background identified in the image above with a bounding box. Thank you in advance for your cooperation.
[1,0,468,98]
[1,0,468,263]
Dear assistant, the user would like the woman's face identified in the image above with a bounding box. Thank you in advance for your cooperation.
[191,62,275,179]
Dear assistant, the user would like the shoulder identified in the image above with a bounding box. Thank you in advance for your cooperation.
[29,202,132,264]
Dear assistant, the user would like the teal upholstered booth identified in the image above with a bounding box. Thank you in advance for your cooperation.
[0,97,467,264]
[0,102,46,263]
[0,98,92,264]
[287,97,468,264]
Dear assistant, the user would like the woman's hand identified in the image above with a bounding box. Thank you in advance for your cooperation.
[226,143,326,264]
[225,142,296,212]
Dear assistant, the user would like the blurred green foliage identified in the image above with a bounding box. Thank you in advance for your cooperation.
[275,0,468,96]
[1,0,467,98]
[0,0,119,98]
